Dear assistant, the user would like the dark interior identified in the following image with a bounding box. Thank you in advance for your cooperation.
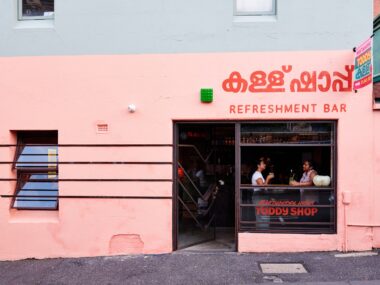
[177,123,236,250]
[176,121,335,250]
[240,146,332,185]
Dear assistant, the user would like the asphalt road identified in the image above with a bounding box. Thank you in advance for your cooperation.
[0,251,379,284]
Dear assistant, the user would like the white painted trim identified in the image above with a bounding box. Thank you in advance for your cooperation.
[14,19,54,30]
[233,15,277,23]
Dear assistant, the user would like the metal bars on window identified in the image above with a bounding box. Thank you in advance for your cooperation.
[237,121,337,234]
[0,143,173,210]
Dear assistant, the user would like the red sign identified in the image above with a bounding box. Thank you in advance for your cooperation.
[222,65,354,94]
[256,200,319,217]
[354,38,373,90]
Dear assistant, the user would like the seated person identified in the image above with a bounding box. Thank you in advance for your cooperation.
[290,160,319,204]
[252,157,274,188]
[289,160,317,187]
[252,157,274,229]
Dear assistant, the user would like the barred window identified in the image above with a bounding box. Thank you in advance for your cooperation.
[13,131,58,210]
[239,122,336,234]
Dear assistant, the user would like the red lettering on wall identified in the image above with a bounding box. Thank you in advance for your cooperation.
[256,200,319,217]
[228,103,346,114]
[222,72,248,93]
[222,65,354,94]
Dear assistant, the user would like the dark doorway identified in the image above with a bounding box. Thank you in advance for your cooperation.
[174,123,236,251]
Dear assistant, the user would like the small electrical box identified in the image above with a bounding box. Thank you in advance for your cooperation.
[200,88,213,103]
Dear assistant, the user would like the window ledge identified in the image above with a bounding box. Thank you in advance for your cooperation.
[373,102,380,110]
[233,15,277,23]
[9,209,59,223]
[14,19,54,30]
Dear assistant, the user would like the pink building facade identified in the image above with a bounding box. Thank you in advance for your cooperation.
[0,50,379,260]
[0,0,378,260]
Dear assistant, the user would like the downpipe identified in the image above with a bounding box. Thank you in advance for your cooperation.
[342,191,351,252]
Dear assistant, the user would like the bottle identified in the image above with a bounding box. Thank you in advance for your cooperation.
[289,169,295,184]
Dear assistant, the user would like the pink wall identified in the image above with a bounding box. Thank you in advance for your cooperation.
[0,51,378,260]
[375,0,380,17]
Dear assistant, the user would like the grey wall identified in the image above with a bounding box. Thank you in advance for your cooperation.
[0,0,373,56]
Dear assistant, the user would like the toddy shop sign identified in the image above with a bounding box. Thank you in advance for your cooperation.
[255,200,319,217]
[222,64,354,114]
[354,37,373,90]
[222,65,354,94]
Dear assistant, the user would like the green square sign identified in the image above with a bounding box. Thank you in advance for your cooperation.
[200,88,213,103]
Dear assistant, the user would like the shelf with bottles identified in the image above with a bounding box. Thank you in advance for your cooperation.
[211,137,235,146]
[240,122,333,145]
[240,132,332,145]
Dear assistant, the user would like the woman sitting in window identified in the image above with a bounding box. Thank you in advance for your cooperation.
[289,160,317,187]
[290,160,320,208]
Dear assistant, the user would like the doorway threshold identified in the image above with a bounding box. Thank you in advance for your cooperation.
[178,228,236,253]
[178,240,236,253]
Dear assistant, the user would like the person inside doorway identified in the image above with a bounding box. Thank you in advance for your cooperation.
[252,157,274,230]
[194,161,208,193]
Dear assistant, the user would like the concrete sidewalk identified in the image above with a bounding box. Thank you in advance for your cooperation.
[0,251,379,284]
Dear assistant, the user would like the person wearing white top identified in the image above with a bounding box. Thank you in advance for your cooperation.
[251,158,274,229]
[251,160,274,190]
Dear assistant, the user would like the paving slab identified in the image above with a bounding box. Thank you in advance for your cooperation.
[260,263,308,274]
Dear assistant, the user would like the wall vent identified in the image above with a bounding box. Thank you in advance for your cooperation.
[96,123,109,134]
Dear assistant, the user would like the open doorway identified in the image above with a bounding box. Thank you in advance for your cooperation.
[174,122,236,251]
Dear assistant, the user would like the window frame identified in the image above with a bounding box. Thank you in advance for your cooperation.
[18,0,54,21]
[373,16,380,104]
[374,78,380,104]
[237,120,337,234]
[12,170,59,211]
[12,131,59,211]
[234,0,276,16]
